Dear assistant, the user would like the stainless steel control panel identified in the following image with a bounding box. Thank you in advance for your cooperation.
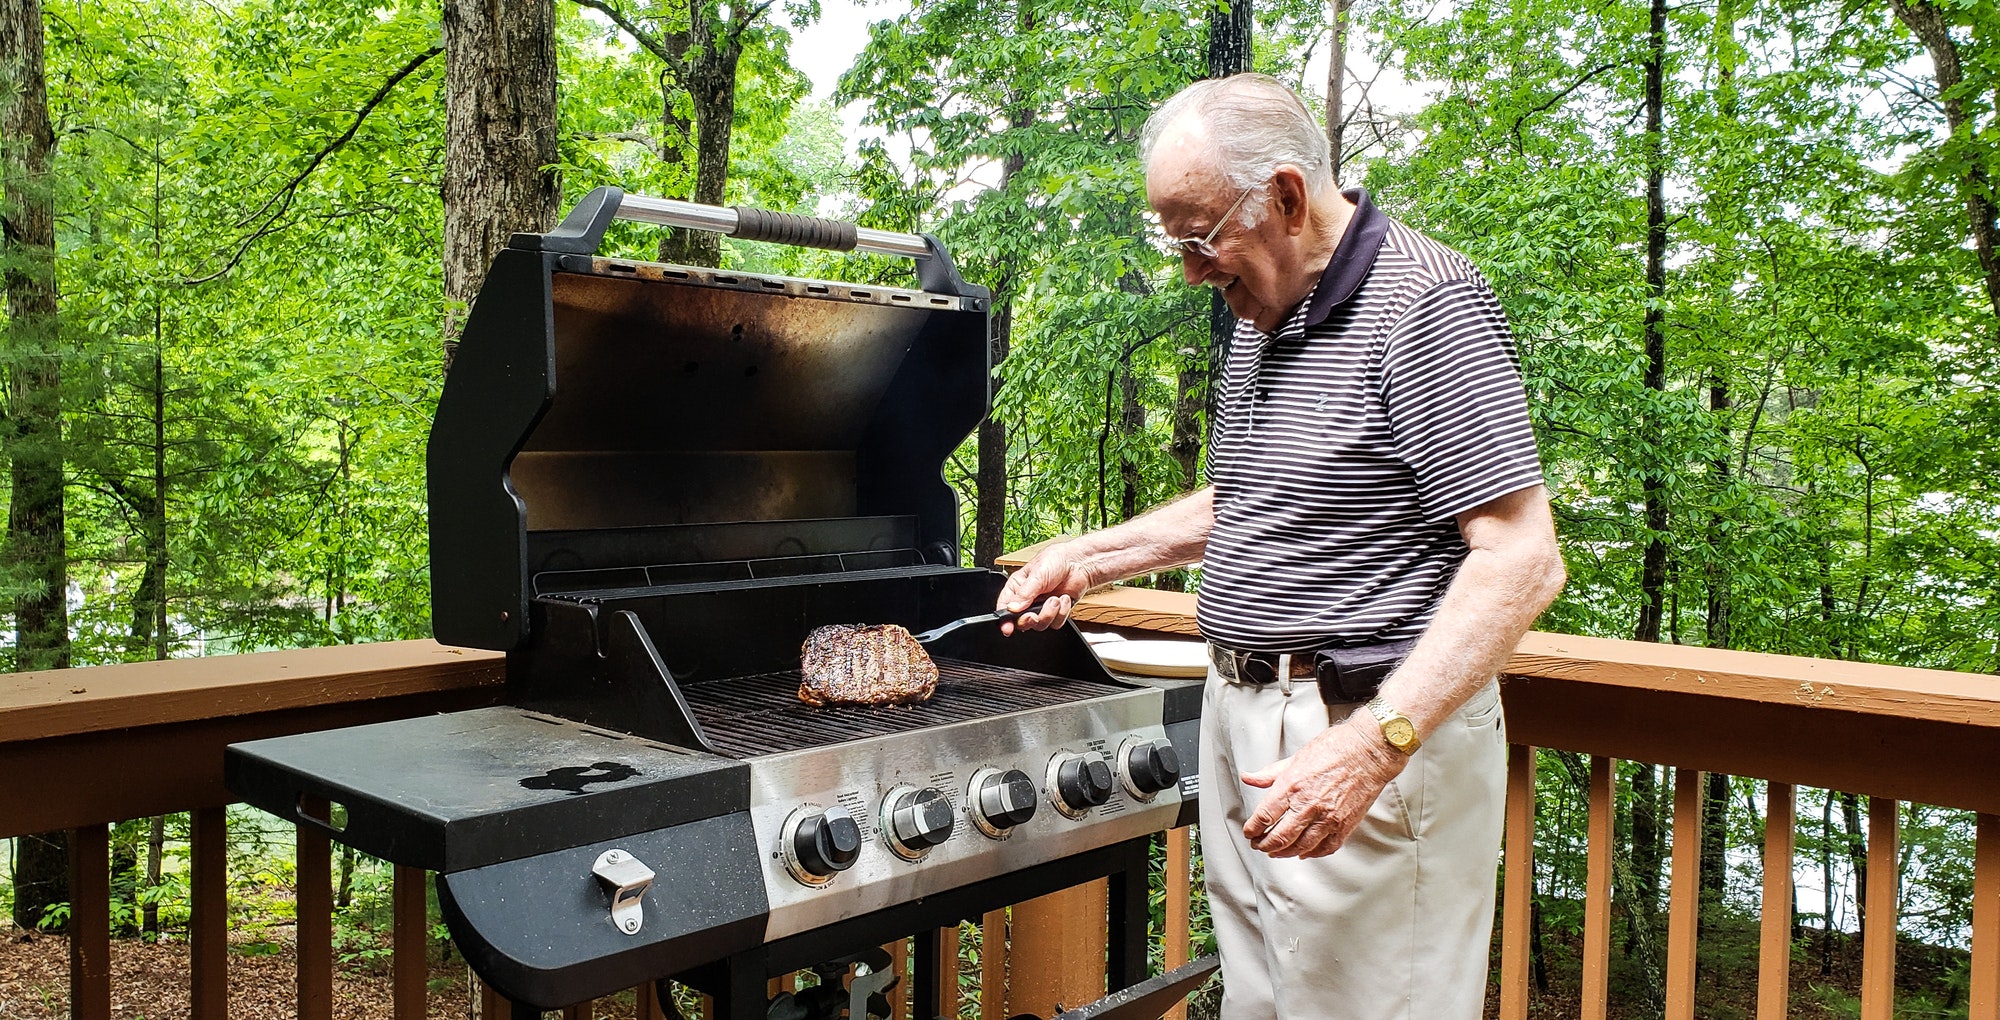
[747,687,1181,940]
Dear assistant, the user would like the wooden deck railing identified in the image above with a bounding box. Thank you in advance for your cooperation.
[4,595,1998,1019]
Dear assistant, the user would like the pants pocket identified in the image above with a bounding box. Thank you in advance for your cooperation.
[1460,679,1503,730]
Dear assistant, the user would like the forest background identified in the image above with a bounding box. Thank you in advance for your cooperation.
[1,0,1997,1012]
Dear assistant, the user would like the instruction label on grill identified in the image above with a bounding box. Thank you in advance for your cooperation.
[929,771,959,808]
[836,790,877,842]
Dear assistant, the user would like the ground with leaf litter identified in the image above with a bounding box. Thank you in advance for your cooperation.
[0,921,662,1019]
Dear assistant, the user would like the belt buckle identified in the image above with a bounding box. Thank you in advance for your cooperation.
[1210,645,1272,686]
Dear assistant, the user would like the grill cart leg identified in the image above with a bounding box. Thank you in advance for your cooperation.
[912,928,944,1020]
[710,953,770,1020]
[508,998,546,1018]
[1106,836,1152,991]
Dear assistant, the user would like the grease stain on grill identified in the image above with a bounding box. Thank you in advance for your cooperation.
[518,760,641,796]
[681,659,1130,759]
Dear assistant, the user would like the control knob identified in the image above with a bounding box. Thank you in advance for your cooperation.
[882,785,955,860]
[1048,750,1115,818]
[1118,737,1182,800]
[969,768,1039,838]
[780,806,862,885]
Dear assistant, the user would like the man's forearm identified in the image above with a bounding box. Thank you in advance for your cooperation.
[1374,524,1564,737]
[1065,487,1216,588]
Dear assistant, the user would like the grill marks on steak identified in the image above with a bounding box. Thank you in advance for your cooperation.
[799,624,940,706]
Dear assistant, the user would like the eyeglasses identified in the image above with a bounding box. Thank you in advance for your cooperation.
[1158,188,1252,260]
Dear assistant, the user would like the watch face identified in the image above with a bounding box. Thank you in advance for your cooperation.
[1384,718,1418,749]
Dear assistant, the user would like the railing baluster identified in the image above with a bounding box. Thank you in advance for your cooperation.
[481,977,508,1018]
[68,823,112,1020]
[633,980,660,1020]
[936,925,961,1020]
[1010,883,1108,1016]
[1757,782,1794,1019]
[980,908,1007,1019]
[191,807,229,1019]
[1665,767,1703,1020]
[889,938,909,1019]
[1498,743,1536,1020]
[296,803,334,1020]
[394,863,428,1019]
[1974,812,1999,1020]
[562,1001,594,1019]
[1164,825,1192,1020]
[1581,755,1614,1020]
[1861,796,1899,1020]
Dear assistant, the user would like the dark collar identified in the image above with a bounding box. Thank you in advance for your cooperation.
[1300,188,1390,328]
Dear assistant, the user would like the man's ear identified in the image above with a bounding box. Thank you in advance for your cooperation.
[1272,167,1312,234]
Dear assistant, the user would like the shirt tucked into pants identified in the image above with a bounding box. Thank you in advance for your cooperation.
[1197,665,1509,1020]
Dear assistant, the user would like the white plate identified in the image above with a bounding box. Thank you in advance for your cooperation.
[1092,639,1210,678]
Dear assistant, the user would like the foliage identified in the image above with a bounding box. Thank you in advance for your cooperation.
[3,0,1998,998]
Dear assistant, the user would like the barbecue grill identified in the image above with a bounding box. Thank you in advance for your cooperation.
[224,189,1212,1018]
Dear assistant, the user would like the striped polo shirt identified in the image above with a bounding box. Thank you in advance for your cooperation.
[1196,189,1544,653]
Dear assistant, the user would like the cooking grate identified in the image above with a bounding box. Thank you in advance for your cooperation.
[682,659,1131,758]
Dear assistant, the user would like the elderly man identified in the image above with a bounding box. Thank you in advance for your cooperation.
[997,74,1566,1019]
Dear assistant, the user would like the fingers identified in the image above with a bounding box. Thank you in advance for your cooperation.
[1239,755,1290,790]
[1240,766,1295,841]
[1011,593,1073,632]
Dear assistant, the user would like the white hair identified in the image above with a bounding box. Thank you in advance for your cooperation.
[1140,73,1336,224]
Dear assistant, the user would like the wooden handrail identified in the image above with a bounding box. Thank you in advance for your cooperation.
[0,639,504,743]
[6,596,2000,1020]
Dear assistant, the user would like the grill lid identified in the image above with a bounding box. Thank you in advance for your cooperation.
[429,190,991,651]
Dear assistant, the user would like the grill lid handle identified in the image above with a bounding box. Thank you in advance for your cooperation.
[508,187,986,298]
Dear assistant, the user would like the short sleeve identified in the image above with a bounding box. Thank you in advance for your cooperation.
[1379,277,1545,520]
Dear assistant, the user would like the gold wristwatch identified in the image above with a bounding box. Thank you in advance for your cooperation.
[1365,698,1422,755]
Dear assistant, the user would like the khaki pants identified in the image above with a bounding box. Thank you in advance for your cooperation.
[1197,668,1508,1020]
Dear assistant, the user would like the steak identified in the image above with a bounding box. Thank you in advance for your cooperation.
[799,624,939,706]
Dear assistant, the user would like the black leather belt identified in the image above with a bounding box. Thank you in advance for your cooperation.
[1209,638,1417,703]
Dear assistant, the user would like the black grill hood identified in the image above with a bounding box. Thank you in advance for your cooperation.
[429,189,992,651]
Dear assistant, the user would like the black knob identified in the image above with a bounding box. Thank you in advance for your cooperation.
[1125,740,1182,795]
[976,769,1039,831]
[889,787,956,852]
[792,807,862,877]
[1056,752,1116,811]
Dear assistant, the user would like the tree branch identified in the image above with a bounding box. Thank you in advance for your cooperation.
[184,45,442,286]
[567,0,686,70]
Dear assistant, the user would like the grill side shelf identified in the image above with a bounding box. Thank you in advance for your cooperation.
[224,706,748,874]
[437,811,767,1011]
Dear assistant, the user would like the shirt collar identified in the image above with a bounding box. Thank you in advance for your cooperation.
[1300,188,1390,328]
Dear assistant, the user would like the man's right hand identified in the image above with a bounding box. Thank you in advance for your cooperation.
[996,542,1093,635]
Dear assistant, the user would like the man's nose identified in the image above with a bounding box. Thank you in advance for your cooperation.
[1181,252,1209,287]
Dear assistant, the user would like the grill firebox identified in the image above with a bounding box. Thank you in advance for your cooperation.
[683,662,1134,758]
[224,190,1209,1018]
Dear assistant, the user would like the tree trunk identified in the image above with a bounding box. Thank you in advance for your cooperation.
[1631,764,1663,914]
[659,3,757,268]
[1169,339,1206,494]
[1842,792,1866,930]
[143,815,165,936]
[1198,0,1252,482]
[1632,0,1669,644]
[1821,791,1836,974]
[1889,0,2000,322]
[3,0,71,933]
[1700,770,1728,911]
[1119,362,1144,521]
[441,0,560,366]
[1326,0,1350,174]
[974,296,1012,568]
[973,4,1036,566]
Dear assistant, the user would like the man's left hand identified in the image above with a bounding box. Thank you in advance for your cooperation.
[1240,716,1408,858]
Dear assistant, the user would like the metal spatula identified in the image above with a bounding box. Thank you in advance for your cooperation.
[911,599,1054,644]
